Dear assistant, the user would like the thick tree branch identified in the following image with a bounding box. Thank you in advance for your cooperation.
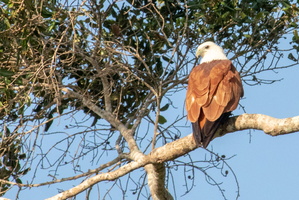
[145,163,174,200]
[220,114,299,136]
[45,114,299,199]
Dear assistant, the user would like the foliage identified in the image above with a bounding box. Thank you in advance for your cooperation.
[0,0,298,198]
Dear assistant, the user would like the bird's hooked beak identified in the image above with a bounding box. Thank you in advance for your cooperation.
[195,46,205,58]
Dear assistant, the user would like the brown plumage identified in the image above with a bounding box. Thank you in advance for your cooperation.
[186,42,243,148]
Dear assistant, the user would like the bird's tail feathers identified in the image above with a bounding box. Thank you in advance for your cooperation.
[192,112,231,148]
[191,121,202,147]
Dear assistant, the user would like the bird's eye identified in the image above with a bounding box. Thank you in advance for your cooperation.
[205,45,210,49]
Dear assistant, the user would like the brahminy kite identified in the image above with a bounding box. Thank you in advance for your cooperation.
[186,41,243,148]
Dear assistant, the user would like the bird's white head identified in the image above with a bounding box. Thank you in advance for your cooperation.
[195,41,228,64]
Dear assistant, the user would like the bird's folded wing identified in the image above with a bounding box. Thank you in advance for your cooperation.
[186,60,243,123]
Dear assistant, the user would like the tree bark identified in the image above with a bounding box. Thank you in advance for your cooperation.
[145,163,174,200]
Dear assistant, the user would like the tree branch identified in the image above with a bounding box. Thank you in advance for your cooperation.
[61,88,140,152]
[144,163,174,200]
[45,158,147,200]
[45,113,299,200]
[220,114,299,137]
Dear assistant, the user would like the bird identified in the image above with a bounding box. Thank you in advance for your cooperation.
[186,41,244,148]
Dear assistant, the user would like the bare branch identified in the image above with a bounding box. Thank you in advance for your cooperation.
[45,158,147,200]
[61,88,141,152]
[39,113,299,199]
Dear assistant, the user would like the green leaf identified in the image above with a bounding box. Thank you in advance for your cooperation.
[244,34,251,38]
[41,8,54,18]
[45,113,53,132]
[20,167,30,175]
[16,178,22,184]
[18,154,26,160]
[288,53,297,61]
[160,103,169,111]
[255,12,264,20]
[47,21,56,32]
[158,115,167,124]
[0,69,14,77]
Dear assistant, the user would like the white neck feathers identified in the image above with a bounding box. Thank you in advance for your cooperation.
[200,49,228,64]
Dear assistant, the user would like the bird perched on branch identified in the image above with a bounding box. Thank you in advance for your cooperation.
[186,41,244,148]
